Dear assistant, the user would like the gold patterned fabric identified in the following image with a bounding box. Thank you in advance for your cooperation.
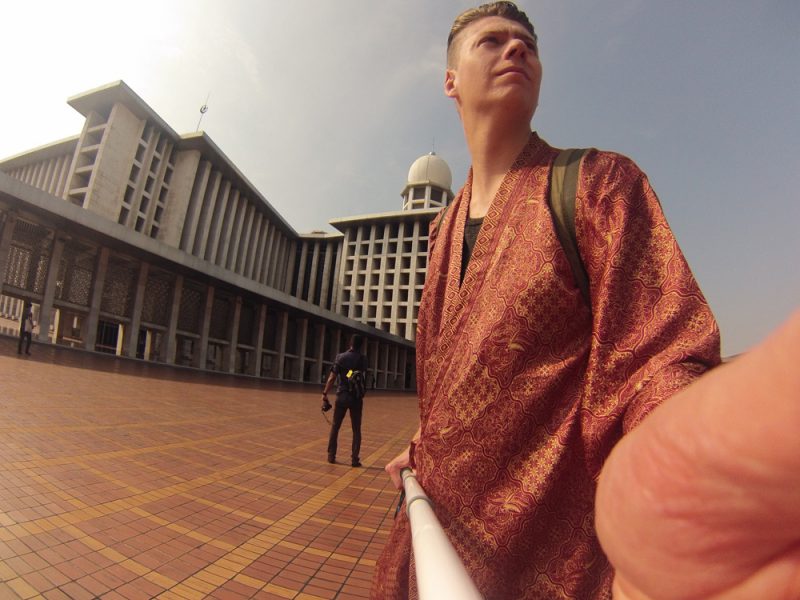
[372,133,720,599]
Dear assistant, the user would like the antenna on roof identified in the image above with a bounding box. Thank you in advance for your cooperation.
[196,92,211,131]
[431,136,436,155]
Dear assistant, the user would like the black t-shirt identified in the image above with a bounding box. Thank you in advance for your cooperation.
[331,349,368,395]
[460,216,485,283]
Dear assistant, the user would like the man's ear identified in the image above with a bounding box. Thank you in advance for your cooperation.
[444,68,457,99]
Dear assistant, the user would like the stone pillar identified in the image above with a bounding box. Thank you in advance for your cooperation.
[296,317,309,382]
[252,303,267,376]
[197,284,215,369]
[307,241,321,303]
[244,214,263,280]
[319,240,335,310]
[369,340,380,390]
[252,219,269,283]
[312,323,326,384]
[275,310,288,380]
[399,348,408,391]
[125,262,149,357]
[226,192,247,271]
[332,328,342,358]
[36,234,65,343]
[84,247,110,350]
[380,342,390,389]
[227,295,242,373]
[217,189,240,269]
[165,275,183,364]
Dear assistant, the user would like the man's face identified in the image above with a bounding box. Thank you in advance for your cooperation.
[445,16,542,122]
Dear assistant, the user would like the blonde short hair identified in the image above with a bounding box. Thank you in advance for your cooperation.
[447,2,537,65]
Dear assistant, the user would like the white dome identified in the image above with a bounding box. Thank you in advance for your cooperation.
[406,152,452,191]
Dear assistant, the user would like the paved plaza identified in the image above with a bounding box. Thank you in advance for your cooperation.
[0,336,419,599]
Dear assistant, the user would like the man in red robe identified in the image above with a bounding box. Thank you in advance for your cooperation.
[372,2,720,599]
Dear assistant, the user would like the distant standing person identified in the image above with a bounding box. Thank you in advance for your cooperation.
[18,305,34,356]
[322,334,369,467]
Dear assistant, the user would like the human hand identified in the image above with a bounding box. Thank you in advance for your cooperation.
[385,445,412,490]
[596,310,800,599]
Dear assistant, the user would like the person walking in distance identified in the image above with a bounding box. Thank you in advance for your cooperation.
[322,334,369,467]
[18,304,34,356]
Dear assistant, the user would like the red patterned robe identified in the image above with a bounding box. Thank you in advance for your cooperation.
[372,133,720,599]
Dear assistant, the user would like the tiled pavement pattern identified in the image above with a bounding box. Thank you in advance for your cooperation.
[0,337,419,599]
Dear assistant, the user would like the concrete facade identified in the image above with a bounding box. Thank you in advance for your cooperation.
[0,81,454,386]
[0,83,412,389]
[330,153,453,341]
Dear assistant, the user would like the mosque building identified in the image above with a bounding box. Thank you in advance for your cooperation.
[0,81,453,389]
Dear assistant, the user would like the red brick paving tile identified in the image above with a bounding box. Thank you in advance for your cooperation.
[227,579,263,595]
[77,573,113,597]
[209,588,250,600]
[269,573,307,589]
[88,566,127,590]
[58,581,96,600]
[251,592,293,600]
[41,589,72,600]
[115,578,168,600]
[103,563,140,585]
[19,570,54,594]
[302,585,338,599]
[97,591,128,600]
[241,562,282,582]
[39,565,71,588]
[313,572,346,588]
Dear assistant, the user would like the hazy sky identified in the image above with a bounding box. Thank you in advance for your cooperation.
[1,1,798,356]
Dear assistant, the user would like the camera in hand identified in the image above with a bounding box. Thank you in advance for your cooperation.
[322,398,332,412]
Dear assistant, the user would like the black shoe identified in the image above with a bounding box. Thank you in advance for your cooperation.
[328,457,336,464]
[351,461,362,468]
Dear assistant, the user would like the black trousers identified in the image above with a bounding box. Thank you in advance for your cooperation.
[327,395,363,463]
[18,332,31,354]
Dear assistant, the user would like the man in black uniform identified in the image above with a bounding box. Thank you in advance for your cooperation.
[18,304,34,356]
[322,334,368,467]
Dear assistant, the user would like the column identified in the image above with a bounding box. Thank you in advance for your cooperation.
[244,213,263,280]
[332,328,342,358]
[165,275,183,364]
[226,193,247,271]
[275,310,288,380]
[125,262,149,357]
[307,241,321,303]
[333,233,348,313]
[399,348,409,391]
[227,295,242,373]
[206,179,231,263]
[84,247,110,350]
[36,235,66,343]
[296,317,309,381]
[369,340,379,390]
[312,323,326,384]
[217,189,240,268]
[380,342,390,389]
[319,240,335,310]
[252,303,267,376]
[196,284,214,369]
[294,242,309,298]
[252,219,269,283]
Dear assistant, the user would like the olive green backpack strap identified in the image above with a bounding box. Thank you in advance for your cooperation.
[549,148,591,308]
